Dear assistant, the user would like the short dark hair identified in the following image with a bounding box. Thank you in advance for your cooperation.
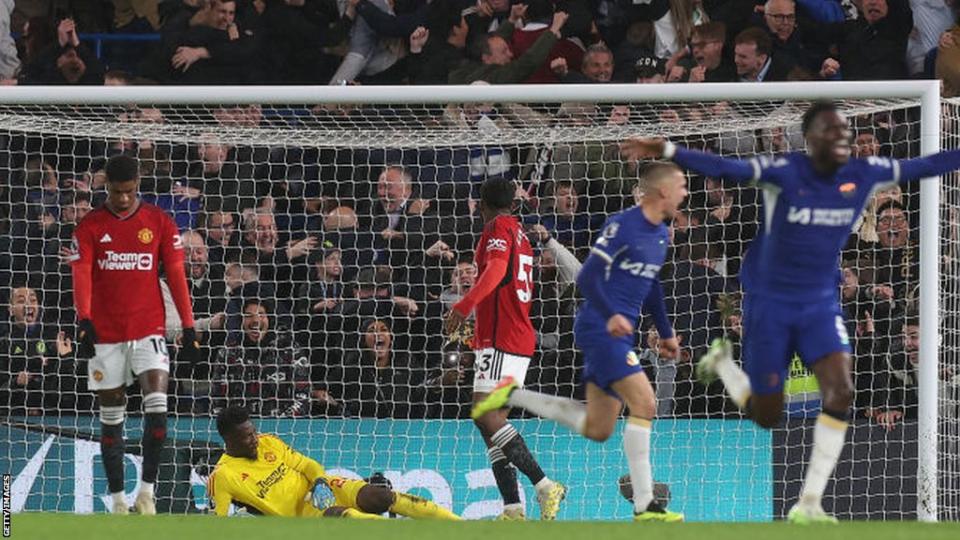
[734,27,772,57]
[525,0,554,23]
[802,101,839,135]
[104,155,139,183]
[427,3,463,39]
[692,22,726,43]
[242,297,272,314]
[876,199,906,217]
[216,405,250,438]
[480,177,516,211]
[902,311,919,332]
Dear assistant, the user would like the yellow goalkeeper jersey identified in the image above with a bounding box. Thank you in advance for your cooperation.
[208,433,326,517]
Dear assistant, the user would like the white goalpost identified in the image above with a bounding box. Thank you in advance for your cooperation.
[0,81,952,521]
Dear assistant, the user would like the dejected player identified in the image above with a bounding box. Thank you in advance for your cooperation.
[444,177,566,520]
[68,155,201,514]
[621,101,960,523]
[208,406,461,520]
[472,163,687,523]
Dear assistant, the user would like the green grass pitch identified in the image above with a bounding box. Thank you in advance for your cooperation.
[12,514,960,540]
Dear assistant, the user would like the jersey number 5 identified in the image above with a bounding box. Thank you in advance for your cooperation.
[516,254,533,303]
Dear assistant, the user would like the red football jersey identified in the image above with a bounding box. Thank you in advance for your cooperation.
[69,203,185,343]
[473,215,536,356]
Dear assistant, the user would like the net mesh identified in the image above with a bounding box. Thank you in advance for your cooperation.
[0,93,956,521]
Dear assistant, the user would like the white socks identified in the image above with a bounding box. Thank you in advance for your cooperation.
[139,481,154,497]
[623,418,654,513]
[508,389,587,435]
[534,477,556,496]
[715,355,752,409]
[111,491,125,506]
[798,414,848,508]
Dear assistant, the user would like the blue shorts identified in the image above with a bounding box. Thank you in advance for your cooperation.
[742,294,851,396]
[575,327,644,398]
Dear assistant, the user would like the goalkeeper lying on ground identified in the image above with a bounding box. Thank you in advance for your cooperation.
[208,406,461,520]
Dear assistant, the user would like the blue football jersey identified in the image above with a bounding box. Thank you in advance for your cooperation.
[739,153,900,301]
[576,206,670,329]
[672,145,960,301]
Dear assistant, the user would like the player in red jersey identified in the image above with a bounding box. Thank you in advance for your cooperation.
[68,155,200,515]
[444,177,566,520]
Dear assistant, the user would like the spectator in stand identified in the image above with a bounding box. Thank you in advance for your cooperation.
[863,200,917,336]
[17,16,55,73]
[211,298,313,417]
[199,208,240,269]
[439,259,478,318]
[363,165,434,285]
[553,43,614,83]
[867,313,942,430]
[180,229,227,315]
[20,18,105,85]
[296,241,344,318]
[530,180,600,255]
[238,208,316,300]
[937,14,960,97]
[450,7,568,84]
[526,223,581,396]
[189,136,263,214]
[688,22,735,82]
[424,340,474,419]
[339,266,420,323]
[163,0,263,84]
[319,205,376,281]
[824,0,914,80]
[634,54,666,83]
[258,0,350,83]
[326,318,427,418]
[904,0,956,77]
[328,0,408,85]
[0,285,83,415]
[617,0,708,59]
[406,5,469,85]
[760,0,839,79]
[733,26,796,82]
[509,1,582,84]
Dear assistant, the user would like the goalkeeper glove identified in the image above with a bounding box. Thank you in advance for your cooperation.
[76,319,98,359]
[308,478,337,511]
[179,327,201,364]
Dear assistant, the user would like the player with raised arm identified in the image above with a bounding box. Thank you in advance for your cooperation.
[68,155,201,515]
[621,102,960,523]
[208,406,460,519]
[472,163,687,523]
[444,177,566,521]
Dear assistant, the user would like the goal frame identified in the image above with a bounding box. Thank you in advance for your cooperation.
[0,80,942,521]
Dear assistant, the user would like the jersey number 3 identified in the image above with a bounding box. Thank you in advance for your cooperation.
[516,254,533,303]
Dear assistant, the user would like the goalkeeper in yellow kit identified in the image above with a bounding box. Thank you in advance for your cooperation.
[208,406,461,520]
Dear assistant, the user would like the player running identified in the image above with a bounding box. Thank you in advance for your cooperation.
[472,163,687,523]
[68,155,201,515]
[444,177,566,520]
[621,101,960,524]
[208,406,461,519]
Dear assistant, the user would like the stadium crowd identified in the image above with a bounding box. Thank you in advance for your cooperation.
[0,0,958,428]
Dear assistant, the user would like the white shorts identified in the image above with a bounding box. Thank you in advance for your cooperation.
[472,348,531,393]
[88,335,170,391]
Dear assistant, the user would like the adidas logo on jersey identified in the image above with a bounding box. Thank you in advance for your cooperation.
[99,233,112,243]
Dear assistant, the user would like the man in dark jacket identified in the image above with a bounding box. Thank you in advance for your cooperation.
[449,9,568,84]
[20,18,105,85]
[828,0,913,80]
